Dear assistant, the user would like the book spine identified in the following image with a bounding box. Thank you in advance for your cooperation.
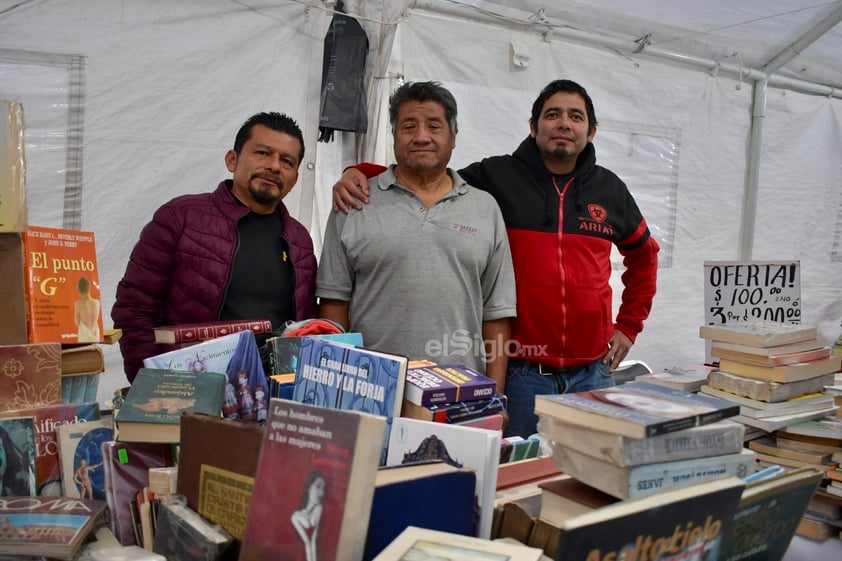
[430,396,507,423]
[628,450,756,499]
[160,319,272,343]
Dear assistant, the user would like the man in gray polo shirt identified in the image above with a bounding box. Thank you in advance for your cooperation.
[316,81,516,391]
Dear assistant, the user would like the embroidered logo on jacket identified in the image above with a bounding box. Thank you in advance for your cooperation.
[579,203,614,236]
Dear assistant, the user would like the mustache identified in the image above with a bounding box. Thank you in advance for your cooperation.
[251,172,283,188]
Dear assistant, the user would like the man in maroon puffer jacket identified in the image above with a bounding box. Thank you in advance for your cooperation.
[112,112,317,383]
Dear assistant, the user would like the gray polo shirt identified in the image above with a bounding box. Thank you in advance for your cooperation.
[316,167,516,373]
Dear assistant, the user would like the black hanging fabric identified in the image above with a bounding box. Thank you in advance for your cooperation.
[318,3,369,143]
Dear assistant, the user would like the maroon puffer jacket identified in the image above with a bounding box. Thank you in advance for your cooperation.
[112,181,317,382]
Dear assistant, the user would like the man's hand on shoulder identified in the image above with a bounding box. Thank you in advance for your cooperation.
[332,168,370,213]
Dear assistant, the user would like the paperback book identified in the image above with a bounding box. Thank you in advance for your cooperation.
[538,476,618,528]
[152,498,234,561]
[537,416,745,467]
[239,399,385,561]
[707,369,835,403]
[386,416,501,539]
[56,418,113,500]
[551,444,757,500]
[717,355,842,383]
[403,363,498,406]
[712,344,830,366]
[22,225,104,344]
[719,467,824,561]
[0,415,37,496]
[555,477,745,561]
[144,330,268,423]
[699,321,817,347]
[401,394,507,424]
[115,369,226,444]
[699,384,834,418]
[633,365,714,392]
[0,496,107,560]
[533,381,740,439]
[0,402,100,496]
[262,332,363,376]
[292,336,407,465]
[372,526,544,561]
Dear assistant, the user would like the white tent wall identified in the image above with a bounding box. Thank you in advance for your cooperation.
[394,8,842,371]
[1,1,841,405]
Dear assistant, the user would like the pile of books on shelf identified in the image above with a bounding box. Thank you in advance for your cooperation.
[699,320,841,436]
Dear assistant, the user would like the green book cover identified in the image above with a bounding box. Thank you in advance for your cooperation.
[118,369,226,426]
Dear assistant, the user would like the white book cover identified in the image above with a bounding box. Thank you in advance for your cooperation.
[386,417,501,539]
[553,444,756,500]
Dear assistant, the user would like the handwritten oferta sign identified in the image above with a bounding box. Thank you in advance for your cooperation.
[704,261,801,327]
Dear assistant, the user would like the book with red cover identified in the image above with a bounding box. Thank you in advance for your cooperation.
[239,399,385,561]
[101,441,177,546]
[0,342,62,411]
[22,226,103,344]
[153,319,273,345]
[0,402,100,495]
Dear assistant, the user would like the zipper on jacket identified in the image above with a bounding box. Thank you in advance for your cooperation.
[552,175,575,352]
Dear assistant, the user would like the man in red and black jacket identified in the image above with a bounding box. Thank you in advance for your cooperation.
[334,80,659,437]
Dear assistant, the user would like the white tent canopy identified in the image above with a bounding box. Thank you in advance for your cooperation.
[1,0,841,403]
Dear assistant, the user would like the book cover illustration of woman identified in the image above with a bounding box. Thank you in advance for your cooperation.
[74,276,101,342]
[291,470,326,561]
[0,419,37,496]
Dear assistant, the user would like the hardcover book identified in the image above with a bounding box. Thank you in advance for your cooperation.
[551,444,756,500]
[386,416,501,539]
[177,412,264,543]
[719,467,824,561]
[401,394,507,424]
[364,462,477,561]
[0,342,61,411]
[101,441,177,546]
[56,418,113,500]
[537,416,745,467]
[115,369,226,444]
[239,399,385,561]
[292,336,407,465]
[699,321,817,347]
[0,496,107,560]
[60,343,105,376]
[533,381,740,439]
[153,319,273,345]
[633,364,714,392]
[707,369,835,403]
[372,526,544,561]
[403,363,498,406]
[23,225,104,344]
[0,101,26,234]
[555,477,745,561]
[0,415,37,496]
[152,499,234,561]
[0,402,100,495]
[143,330,268,423]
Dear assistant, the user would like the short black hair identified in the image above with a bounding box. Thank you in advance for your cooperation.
[233,112,305,164]
[388,81,458,135]
[530,80,598,136]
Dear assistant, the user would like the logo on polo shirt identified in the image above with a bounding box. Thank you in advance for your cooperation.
[451,223,477,235]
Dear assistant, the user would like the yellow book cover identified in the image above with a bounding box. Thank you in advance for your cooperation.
[23,225,103,344]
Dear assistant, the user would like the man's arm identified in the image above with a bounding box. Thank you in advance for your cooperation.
[111,207,181,382]
[482,318,511,393]
[331,164,387,212]
[318,299,350,331]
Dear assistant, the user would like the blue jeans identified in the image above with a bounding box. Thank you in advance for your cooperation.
[504,358,614,438]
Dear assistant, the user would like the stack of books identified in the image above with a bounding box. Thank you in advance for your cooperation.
[698,321,841,435]
[400,361,507,431]
[534,381,753,503]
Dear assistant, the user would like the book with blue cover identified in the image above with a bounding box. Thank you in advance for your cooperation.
[292,337,407,465]
[143,330,268,423]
